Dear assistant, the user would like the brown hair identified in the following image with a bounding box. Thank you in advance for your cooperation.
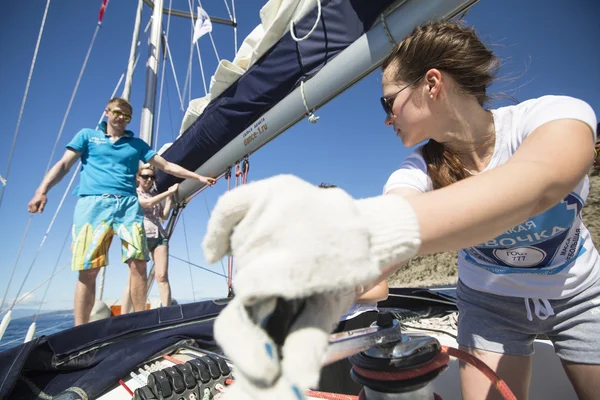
[107,97,133,114]
[382,20,499,189]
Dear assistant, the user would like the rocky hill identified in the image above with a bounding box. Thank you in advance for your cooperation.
[388,173,600,288]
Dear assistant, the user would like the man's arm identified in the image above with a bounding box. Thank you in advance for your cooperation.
[148,154,216,185]
[28,149,81,213]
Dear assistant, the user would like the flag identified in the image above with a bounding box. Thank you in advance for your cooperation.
[193,6,212,44]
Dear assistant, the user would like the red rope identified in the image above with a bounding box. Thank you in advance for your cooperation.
[306,390,358,399]
[441,346,517,400]
[352,352,450,382]
[118,379,133,396]
[351,346,516,400]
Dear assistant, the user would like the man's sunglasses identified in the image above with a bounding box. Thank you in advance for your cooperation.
[380,77,423,118]
[110,109,132,122]
[140,174,155,180]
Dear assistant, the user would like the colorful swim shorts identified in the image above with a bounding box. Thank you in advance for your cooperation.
[71,195,149,270]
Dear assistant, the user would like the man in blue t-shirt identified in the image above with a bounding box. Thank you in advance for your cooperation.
[28,98,216,326]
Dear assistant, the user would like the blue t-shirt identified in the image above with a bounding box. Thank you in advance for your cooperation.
[66,122,157,196]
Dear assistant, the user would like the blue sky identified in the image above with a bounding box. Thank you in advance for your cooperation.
[0,0,598,313]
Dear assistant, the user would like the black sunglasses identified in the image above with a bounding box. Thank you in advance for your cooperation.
[140,174,155,180]
[380,77,423,118]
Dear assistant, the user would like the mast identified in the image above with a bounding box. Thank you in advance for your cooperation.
[122,0,144,101]
[139,0,164,146]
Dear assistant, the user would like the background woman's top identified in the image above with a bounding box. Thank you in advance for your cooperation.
[136,187,168,238]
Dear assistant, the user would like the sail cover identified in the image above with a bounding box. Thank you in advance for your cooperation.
[155,0,397,192]
[0,301,224,399]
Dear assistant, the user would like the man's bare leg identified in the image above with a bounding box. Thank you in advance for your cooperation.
[120,275,132,315]
[74,269,100,326]
[128,258,148,312]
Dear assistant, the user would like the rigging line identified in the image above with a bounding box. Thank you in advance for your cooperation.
[387,293,457,306]
[221,0,233,22]
[44,22,102,175]
[9,165,80,310]
[197,0,221,62]
[179,213,197,302]
[155,0,175,151]
[181,19,194,108]
[0,216,33,313]
[0,0,52,212]
[202,195,227,281]
[0,262,70,318]
[231,0,238,52]
[290,0,322,42]
[165,39,185,111]
[144,77,179,298]
[187,0,208,95]
[169,254,227,278]
[33,229,70,322]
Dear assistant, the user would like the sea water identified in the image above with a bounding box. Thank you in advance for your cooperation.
[0,312,74,351]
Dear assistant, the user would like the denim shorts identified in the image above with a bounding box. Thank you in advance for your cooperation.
[456,278,600,363]
[72,195,149,270]
[147,235,169,253]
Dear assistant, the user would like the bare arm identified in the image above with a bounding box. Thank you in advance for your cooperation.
[401,119,593,256]
[138,189,174,209]
[148,154,216,185]
[356,280,389,303]
[28,149,81,213]
[162,195,174,220]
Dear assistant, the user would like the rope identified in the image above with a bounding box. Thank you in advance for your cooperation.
[197,0,221,62]
[231,0,238,52]
[300,81,320,123]
[442,346,517,400]
[0,216,33,313]
[181,29,194,109]
[289,0,322,42]
[352,351,450,382]
[387,293,457,306]
[0,0,52,212]
[350,345,517,400]
[0,262,70,318]
[379,13,397,45]
[9,166,79,310]
[179,213,197,302]
[203,195,228,281]
[33,230,70,322]
[165,39,185,110]
[306,391,358,400]
[169,254,227,278]
[44,22,101,174]
[187,0,208,95]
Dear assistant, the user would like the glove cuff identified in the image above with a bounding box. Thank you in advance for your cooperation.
[355,195,421,271]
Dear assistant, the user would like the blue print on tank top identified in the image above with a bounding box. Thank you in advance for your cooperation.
[462,193,586,275]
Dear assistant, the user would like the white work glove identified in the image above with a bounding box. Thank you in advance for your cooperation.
[202,175,421,399]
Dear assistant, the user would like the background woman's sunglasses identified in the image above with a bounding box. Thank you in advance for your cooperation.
[140,175,155,180]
